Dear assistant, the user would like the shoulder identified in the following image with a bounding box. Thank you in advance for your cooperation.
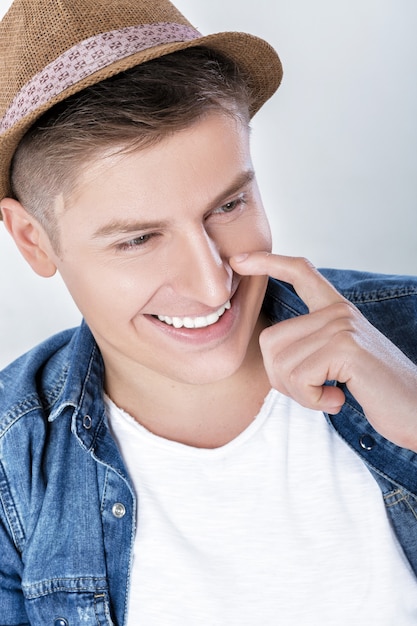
[0,323,106,551]
[0,323,99,436]
[321,268,417,362]
[319,267,417,304]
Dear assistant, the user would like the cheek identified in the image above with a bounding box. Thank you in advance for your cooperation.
[254,212,273,251]
[232,209,272,255]
[57,258,158,323]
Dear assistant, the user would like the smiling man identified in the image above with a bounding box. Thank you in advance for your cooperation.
[1,1,417,625]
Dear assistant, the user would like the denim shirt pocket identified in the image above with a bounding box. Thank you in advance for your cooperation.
[365,466,417,576]
[382,487,417,575]
[23,580,115,625]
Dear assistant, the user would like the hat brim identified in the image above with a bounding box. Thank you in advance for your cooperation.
[0,30,282,201]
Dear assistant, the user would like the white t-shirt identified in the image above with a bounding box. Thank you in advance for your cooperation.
[105,390,417,625]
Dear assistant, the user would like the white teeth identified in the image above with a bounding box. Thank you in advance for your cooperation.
[157,300,231,329]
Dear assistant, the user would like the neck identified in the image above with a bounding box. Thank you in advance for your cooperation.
[103,321,271,448]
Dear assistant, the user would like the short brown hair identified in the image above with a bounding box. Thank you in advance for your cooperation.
[10,47,250,249]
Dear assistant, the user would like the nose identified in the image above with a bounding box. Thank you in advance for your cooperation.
[168,227,232,307]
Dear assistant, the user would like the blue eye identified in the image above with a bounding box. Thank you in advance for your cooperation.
[221,200,239,212]
[116,233,153,251]
[213,195,247,215]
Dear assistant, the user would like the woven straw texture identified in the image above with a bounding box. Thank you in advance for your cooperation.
[0,0,282,201]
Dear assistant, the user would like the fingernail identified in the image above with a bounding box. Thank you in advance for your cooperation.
[231,253,249,263]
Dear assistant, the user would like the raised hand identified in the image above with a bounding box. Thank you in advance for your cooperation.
[231,252,417,451]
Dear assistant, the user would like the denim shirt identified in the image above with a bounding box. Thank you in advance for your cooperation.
[1,269,417,625]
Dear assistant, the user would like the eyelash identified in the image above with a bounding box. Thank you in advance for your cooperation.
[115,233,155,251]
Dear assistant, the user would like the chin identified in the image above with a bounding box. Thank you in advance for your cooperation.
[169,354,245,387]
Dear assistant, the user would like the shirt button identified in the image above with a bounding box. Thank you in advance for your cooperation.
[112,502,126,518]
[82,414,92,429]
[54,619,69,626]
[359,434,375,450]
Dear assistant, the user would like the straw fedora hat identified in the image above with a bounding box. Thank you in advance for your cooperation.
[0,0,282,202]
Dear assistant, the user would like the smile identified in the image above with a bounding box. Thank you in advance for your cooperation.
[157,301,231,329]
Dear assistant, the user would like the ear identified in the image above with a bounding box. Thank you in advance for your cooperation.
[0,198,57,278]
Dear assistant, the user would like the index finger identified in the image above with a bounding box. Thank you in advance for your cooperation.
[230,252,346,313]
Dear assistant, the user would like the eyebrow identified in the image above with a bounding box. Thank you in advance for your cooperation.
[92,169,255,239]
[209,169,255,213]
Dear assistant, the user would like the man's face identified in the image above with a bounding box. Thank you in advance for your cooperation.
[50,111,272,387]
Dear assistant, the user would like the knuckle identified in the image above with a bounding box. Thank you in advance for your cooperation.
[259,326,272,353]
[294,256,316,273]
[327,302,359,333]
[334,330,358,356]
[286,361,310,395]
[332,300,357,316]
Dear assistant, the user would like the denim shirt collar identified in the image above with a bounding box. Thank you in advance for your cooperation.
[44,321,106,455]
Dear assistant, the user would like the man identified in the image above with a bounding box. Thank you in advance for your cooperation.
[1,0,417,624]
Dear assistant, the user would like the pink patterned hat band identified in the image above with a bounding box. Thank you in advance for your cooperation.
[0,22,201,135]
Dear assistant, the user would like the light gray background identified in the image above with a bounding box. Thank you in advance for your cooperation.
[0,0,416,368]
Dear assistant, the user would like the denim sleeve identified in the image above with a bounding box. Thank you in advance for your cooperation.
[0,463,30,626]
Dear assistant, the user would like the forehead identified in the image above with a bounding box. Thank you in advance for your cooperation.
[62,111,252,219]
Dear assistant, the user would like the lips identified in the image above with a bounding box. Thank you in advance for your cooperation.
[156,300,231,329]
